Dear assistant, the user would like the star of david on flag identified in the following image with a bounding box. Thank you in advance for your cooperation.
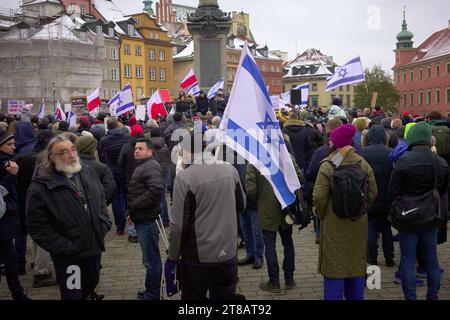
[326,56,365,91]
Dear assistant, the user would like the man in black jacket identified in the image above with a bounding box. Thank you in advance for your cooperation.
[26,135,112,300]
[127,138,163,300]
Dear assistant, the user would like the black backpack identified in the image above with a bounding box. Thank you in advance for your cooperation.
[283,191,312,230]
[328,162,369,221]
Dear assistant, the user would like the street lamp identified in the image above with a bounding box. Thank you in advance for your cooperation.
[52,82,56,114]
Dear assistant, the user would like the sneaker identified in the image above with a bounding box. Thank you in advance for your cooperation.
[393,271,424,286]
[385,258,395,267]
[259,281,282,294]
[137,290,145,300]
[12,292,31,301]
[238,257,255,266]
[33,274,57,288]
[238,240,246,249]
[87,292,105,300]
[252,259,263,270]
[128,235,139,243]
[285,279,297,290]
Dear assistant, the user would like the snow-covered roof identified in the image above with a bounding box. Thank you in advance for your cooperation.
[410,27,450,64]
[173,40,193,59]
[283,48,336,78]
[94,0,125,22]
[0,19,16,29]
[22,0,61,5]
[0,15,93,44]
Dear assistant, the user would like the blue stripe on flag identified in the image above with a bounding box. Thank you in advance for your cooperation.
[226,119,296,206]
[241,55,272,105]
[115,102,135,115]
[327,74,365,89]
[343,57,362,65]
[108,93,120,106]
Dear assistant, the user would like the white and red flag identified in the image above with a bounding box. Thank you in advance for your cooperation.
[180,69,201,96]
[87,87,101,112]
[146,89,171,119]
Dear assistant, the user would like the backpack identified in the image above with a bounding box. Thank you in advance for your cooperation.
[329,162,369,221]
[431,126,450,158]
[283,191,312,230]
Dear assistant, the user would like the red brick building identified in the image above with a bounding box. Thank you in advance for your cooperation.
[393,12,450,116]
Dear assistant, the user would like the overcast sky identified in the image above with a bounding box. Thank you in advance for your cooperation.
[2,0,449,73]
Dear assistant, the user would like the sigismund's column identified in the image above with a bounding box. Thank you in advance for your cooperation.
[187,0,231,92]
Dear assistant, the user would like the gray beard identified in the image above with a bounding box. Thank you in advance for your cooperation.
[54,156,82,178]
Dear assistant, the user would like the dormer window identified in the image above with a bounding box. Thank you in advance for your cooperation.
[108,27,114,37]
[19,28,28,39]
[96,25,103,35]
[127,24,135,36]
[79,31,87,42]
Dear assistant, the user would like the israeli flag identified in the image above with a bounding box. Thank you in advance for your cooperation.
[326,56,365,91]
[207,78,225,100]
[67,111,76,128]
[108,84,134,117]
[37,98,45,119]
[218,43,301,209]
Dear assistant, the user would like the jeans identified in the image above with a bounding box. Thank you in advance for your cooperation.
[161,184,169,225]
[0,239,24,299]
[398,228,441,300]
[368,216,394,260]
[112,175,127,233]
[135,220,162,300]
[262,226,295,286]
[53,254,101,300]
[32,241,52,275]
[323,277,365,300]
[240,209,264,261]
[14,234,27,270]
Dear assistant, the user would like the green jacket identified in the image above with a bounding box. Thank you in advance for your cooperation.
[313,148,377,279]
[245,155,304,232]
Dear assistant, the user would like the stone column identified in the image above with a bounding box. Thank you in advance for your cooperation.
[187,0,231,91]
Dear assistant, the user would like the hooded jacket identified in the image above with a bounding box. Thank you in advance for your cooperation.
[361,125,393,219]
[99,128,130,176]
[14,121,36,155]
[26,165,111,262]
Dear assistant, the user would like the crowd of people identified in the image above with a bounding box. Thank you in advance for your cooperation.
[0,93,448,301]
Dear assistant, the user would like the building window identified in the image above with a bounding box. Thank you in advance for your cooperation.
[427,66,431,78]
[397,74,400,84]
[419,69,423,80]
[311,83,318,92]
[410,92,414,106]
[19,28,28,39]
[419,91,423,105]
[160,68,166,81]
[403,93,407,107]
[270,65,275,73]
[427,90,432,105]
[108,28,114,37]
[403,73,406,82]
[124,64,132,78]
[136,45,142,56]
[69,4,76,14]
[339,86,343,92]
[135,18,140,26]
[149,32,154,39]
[346,95,351,107]
[149,68,156,81]
[447,63,450,74]
[110,47,118,60]
[102,68,107,80]
[96,25,103,35]
[155,33,159,39]
[136,65,142,78]
[311,95,319,107]
[261,64,267,72]
[346,85,350,92]
[436,89,441,104]
[159,50,165,61]
[80,4,86,15]
[410,71,414,81]
[149,49,155,60]
[447,88,450,103]
[124,44,130,55]
[79,32,87,42]
[111,89,118,97]
[136,87,143,99]
[436,65,440,76]
[111,68,118,81]
[127,24,135,36]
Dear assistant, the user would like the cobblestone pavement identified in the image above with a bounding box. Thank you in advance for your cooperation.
[1,207,449,300]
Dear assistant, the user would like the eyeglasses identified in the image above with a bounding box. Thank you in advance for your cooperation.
[52,147,77,156]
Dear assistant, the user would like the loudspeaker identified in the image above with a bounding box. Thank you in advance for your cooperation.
[290,90,302,105]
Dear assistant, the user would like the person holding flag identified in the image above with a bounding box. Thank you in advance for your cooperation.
[217,42,304,294]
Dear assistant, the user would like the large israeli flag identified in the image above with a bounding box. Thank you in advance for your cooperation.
[218,43,301,209]
[108,84,134,117]
[326,56,365,91]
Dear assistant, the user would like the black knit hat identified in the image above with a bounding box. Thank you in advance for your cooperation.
[0,128,14,147]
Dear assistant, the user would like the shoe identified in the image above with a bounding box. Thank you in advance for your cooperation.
[238,240,246,249]
[368,257,378,266]
[12,293,31,301]
[393,271,424,286]
[128,235,139,243]
[238,257,255,266]
[315,235,320,244]
[385,258,395,267]
[252,259,263,270]
[285,279,297,290]
[33,274,57,288]
[116,231,125,236]
[259,281,282,294]
[137,290,145,300]
[87,292,105,300]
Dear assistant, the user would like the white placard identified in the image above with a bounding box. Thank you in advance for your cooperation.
[135,105,146,121]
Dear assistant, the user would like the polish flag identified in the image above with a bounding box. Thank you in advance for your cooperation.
[180,69,201,96]
[55,100,66,121]
[146,90,171,119]
[87,87,101,112]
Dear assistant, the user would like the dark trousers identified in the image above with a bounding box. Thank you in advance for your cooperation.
[262,226,295,286]
[368,216,394,260]
[14,233,27,270]
[53,254,101,300]
[112,176,127,233]
[179,262,240,300]
[0,239,24,299]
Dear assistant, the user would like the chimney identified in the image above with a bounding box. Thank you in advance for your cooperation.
[448,20,450,29]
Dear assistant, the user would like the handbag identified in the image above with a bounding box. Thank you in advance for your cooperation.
[283,190,311,230]
[389,154,445,233]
